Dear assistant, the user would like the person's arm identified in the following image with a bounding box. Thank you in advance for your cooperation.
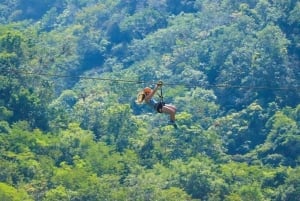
[144,85,160,102]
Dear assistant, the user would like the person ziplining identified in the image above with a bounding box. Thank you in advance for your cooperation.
[136,81,178,129]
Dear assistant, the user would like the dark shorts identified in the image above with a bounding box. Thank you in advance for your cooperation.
[155,102,165,113]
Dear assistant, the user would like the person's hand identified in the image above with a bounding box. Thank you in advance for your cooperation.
[157,81,163,87]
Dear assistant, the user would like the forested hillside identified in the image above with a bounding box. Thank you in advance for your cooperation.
[0,0,300,200]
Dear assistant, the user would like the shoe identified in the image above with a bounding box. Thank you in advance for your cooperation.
[168,120,178,129]
[173,123,178,129]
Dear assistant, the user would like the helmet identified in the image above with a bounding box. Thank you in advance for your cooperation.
[143,87,152,94]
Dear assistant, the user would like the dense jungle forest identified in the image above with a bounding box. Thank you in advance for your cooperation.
[0,0,300,200]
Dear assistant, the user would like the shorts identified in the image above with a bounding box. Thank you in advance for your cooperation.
[155,102,165,113]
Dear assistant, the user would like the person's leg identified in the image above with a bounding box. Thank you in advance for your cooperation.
[165,104,176,111]
[162,105,177,128]
[162,105,176,121]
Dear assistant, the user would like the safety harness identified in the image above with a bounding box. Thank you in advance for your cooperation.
[156,81,165,113]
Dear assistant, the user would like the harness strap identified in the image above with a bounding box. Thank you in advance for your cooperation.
[155,81,165,114]
[158,86,163,102]
[157,81,164,103]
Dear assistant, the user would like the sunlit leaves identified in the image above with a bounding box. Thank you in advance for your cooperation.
[120,8,167,39]
[0,182,32,201]
[0,0,299,200]
[261,111,300,166]
[276,167,300,201]
[0,29,23,68]
[288,2,300,25]
[214,102,268,155]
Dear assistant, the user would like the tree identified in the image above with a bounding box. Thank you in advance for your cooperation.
[100,104,137,151]
[49,162,103,201]
[225,184,264,201]
[85,141,124,176]
[55,123,94,165]
[0,27,52,130]
[16,0,61,20]
[170,157,227,200]
[174,87,219,129]
[0,182,32,201]
[267,112,300,163]
[48,90,78,130]
[42,185,69,201]
[9,87,49,129]
[276,167,300,201]
[258,110,299,166]
[287,2,300,55]
[120,8,167,40]
[214,103,268,155]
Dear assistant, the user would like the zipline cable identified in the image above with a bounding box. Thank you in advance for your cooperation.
[14,70,147,84]
[3,69,300,91]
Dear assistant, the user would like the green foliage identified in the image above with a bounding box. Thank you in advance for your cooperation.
[42,185,69,201]
[0,29,23,69]
[259,111,300,166]
[226,184,264,201]
[0,182,32,201]
[0,107,13,121]
[276,167,300,201]
[0,30,23,55]
[0,0,299,200]
[288,2,300,25]
[175,87,219,128]
[214,102,268,155]
[120,8,167,39]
